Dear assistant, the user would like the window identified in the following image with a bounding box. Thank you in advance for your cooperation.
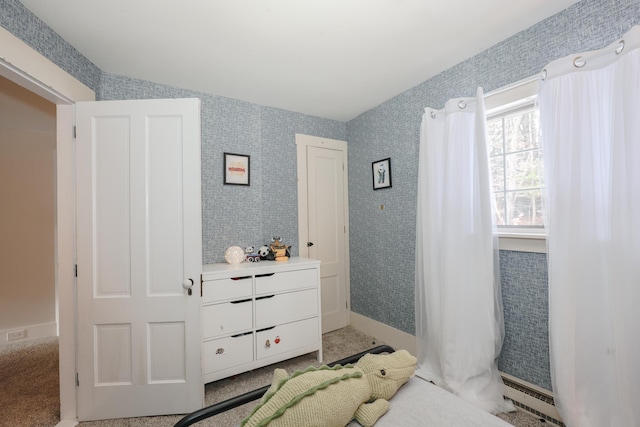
[484,77,546,251]
[487,104,543,228]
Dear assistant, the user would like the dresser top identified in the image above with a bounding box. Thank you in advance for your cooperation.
[202,256,320,278]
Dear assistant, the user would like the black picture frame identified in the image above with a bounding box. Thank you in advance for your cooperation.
[224,153,250,186]
[372,158,392,190]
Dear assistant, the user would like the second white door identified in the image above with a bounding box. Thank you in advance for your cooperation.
[296,134,350,333]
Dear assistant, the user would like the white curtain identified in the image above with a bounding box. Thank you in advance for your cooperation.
[538,26,640,427]
[415,88,514,414]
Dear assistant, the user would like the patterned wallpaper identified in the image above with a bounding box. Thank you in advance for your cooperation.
[4,0,640,391]
[347,0,640,390]
[99,73,346,264]
[498,251,551,390]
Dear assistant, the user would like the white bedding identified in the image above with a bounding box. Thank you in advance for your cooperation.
[347,376,512,427]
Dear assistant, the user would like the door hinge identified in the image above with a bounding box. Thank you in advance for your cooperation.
[76,372,79,386]
[73,125,76,139]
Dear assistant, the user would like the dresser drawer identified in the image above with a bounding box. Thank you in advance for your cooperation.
[203,299,252,339]
[255,289,318,329]
[203,333,254,374]
[202,276,252,303]
[255,268,317,295]
[255,317,319,360]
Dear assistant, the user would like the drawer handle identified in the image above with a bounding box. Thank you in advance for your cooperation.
[256,295,275,301]
[231,276,252,281]
[256,273,275,278]
[231,331,253,338]
[265,339,271,348]
[257,326,276,333]
[230,298,252,304]
[215,348,225,355]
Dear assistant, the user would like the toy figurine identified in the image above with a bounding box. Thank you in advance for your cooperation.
[270,236,290,261]
[244,246,261,262]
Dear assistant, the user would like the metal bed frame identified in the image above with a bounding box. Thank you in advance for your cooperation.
[174,345,395,427]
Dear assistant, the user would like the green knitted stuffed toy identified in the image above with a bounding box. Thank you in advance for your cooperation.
[240,349,417,427]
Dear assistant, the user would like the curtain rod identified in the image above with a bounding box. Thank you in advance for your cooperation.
[484,75,538,99]
[426,75,538,118]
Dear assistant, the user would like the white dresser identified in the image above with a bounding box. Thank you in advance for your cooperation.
[201,257,322,384]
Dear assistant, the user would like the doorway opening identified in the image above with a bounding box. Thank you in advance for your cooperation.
[0,74,59,425]
[1,26,96,425]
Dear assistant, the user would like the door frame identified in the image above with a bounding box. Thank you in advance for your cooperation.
[1,27,95,426]
[295,133,351,323]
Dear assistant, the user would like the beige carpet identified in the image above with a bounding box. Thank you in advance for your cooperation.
[0,328,549,427]
[0,336,60,427]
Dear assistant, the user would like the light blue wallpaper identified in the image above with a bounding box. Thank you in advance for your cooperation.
[498,251,551,390]
[347,0,640,390]
[99,73,346,263]
[259,107,346,250]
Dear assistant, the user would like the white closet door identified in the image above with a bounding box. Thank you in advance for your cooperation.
[75,98,202,421]
[306,142,349,333]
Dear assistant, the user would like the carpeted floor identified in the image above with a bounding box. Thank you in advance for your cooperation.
[0,336,60,427]
[0,328,551,427]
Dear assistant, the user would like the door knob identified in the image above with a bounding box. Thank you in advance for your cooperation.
[182,278,194,295]
[307,242,314,247]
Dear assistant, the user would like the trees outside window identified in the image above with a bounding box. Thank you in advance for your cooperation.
[487,105,543,227]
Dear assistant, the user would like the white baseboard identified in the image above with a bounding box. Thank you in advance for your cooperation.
[55,419,78,427]
[0,322,57,346]
[349,311,417,355]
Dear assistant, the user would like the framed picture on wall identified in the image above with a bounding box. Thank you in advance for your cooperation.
[224,152,250,186]
[372,158,392,190]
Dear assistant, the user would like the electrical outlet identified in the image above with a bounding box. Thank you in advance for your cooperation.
[7,330,27,341]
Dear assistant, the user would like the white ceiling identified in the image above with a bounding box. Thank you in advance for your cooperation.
[20,0,579,121]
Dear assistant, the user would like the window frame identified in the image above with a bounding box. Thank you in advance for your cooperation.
[484,76,546,253]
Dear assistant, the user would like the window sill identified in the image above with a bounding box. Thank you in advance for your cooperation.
[497,231,546,253]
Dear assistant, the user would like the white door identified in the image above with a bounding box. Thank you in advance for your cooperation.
[75,98,203,421]
[296,134,350,333]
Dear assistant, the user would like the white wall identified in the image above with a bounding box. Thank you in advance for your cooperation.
[0,75,56,343]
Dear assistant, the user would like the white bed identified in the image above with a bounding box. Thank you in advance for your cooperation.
[347,375,512,426]
[174,345,513,427]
